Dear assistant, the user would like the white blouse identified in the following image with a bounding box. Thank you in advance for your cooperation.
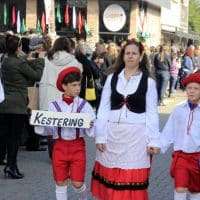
[35,96,96,139]
[160,101,200,153]
[0,79,4,103]
[95,69,160,147]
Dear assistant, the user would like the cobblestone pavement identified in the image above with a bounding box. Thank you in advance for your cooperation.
[0,91,186,200]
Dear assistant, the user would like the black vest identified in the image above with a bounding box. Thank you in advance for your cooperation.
[110,72,148,113]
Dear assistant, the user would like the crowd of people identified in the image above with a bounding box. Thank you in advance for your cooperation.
[0,30,199,200]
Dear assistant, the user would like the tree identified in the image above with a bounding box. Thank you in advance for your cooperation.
[189,0,200,32]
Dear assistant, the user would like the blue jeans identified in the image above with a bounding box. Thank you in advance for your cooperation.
[156,71,170,102]
[169,75,178,94]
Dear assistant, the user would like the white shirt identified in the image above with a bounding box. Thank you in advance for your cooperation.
[35,96,96,140]
[95,69,160,147]
[0,79,4,103]
[160,101,200,153]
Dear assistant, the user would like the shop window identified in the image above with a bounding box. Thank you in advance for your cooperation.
[0,0,26,32]
[55,0,87,39]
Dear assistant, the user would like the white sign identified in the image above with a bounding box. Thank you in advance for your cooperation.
[30,110,91,129]
[103,4,126,32]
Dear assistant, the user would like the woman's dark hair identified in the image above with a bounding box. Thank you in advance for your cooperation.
[62,72,81,85]
[47,36,72,60]
[112,39,148,74]
[69,38,76,50]
[6,35,21,55]
[21,37,30,54]
[91,52,104,61]
[0,36,6,54]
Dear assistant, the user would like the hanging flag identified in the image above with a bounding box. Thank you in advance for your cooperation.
[41,12,46,33]
[17,10,21,33]
[44,0,52,25]
[20,18,26,33]
[12,6,16,26]
[72,6,76,29]
[36,19,42,34]
[56,2,61,23]
[64,4,69,25]
[3,3,8,25]
[77,11,83,34]
[84,20,91,36]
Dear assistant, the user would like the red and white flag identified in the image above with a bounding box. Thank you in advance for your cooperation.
[64,4,70,25]
[12,6,16,26]
[41,12,46,33]
[77,11,83,34]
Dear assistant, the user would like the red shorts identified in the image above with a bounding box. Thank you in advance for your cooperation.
[52,138,86,182]
[170,151,200,192]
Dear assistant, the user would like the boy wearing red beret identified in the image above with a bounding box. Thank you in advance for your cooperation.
[160,72,200,200]
[35,67,95,200]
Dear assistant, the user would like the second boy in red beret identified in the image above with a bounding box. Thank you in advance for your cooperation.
[160,72,200,200]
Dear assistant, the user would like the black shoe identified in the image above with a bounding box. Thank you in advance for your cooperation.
[26,147,47,151]
[4,166,24,179]
[0,160,7,165]
[14,166,24,177]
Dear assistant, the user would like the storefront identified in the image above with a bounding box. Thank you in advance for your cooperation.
[0,0,170,48]
[0,0,26,32]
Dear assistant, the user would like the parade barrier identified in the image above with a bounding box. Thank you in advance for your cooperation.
[30,110,91,128]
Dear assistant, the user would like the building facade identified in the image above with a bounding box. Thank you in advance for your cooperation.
[161,0,200,47]
[0,0,170,47]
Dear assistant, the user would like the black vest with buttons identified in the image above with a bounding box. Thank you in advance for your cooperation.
[110,72,148,113]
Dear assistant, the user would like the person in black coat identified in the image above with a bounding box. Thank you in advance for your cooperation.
[75,43,97,107]
[0,35,44,179]
[154,45,171,106]
[91,52,107,110]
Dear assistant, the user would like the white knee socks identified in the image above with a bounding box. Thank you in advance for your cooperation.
[73,184,88,200]
[189,193,200,200]
[174,191,187,200]
[55,185,68,200]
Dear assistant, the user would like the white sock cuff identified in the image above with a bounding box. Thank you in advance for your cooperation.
[174,190,187,200]
[190,192,200,200]
[73,183,86,193]
[56,185,67,193]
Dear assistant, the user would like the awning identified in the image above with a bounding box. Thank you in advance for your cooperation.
[144,0,171,9]
[175,31,200,41]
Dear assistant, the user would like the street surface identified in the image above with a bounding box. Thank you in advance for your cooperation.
[0,91,186,200]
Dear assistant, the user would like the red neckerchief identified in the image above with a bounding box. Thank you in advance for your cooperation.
[62,94,74,105]
[187,101,198,134]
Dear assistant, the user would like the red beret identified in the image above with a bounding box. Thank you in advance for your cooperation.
[182,72,200,87]
[56,67,81,92]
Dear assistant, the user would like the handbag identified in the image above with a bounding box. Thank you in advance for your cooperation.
[28,83,39,110]
[85,76,96,101]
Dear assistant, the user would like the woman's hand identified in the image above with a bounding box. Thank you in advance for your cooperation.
[90,121,94,128]
[96,143,106,152]
[147,146,160,155]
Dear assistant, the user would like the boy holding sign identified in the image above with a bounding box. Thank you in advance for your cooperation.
[35,67,95,200]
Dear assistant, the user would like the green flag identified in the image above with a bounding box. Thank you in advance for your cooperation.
[84,21,92,36]
[36,19,42,34]
[20,18,26,33]
[56,2,62,23]
[3,3,8,25]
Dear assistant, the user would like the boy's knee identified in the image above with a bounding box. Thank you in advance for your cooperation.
[175,187,188,193]
[56,180,68,186]
[72,181,84,189]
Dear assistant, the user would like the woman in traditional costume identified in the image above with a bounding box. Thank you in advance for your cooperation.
[91,39,160,200]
